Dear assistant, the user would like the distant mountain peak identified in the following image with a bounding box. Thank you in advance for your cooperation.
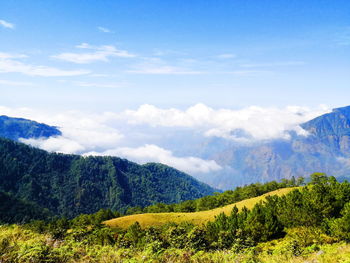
[332,105,350,114]
[0,115,61,141]
[297,106,350,155]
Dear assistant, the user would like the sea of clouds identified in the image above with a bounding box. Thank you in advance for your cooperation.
[0,104,330,175]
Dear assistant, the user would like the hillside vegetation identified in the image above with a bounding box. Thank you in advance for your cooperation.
[105,187,296,228]
[2,174,350,262]
[0,137,215,221]
[2,224,350,263]
[0,115,61,141]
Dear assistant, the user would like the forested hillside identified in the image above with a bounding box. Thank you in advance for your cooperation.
[2,174,350,262]
[0,115,61,141]
[0,137,216,222]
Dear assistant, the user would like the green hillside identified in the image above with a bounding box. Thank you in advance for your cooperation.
[104,187,297,228]
[0,115,61,141]
[2,175,350,263]
[0,137,216,222]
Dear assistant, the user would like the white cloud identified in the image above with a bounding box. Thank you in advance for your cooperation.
[22,137,85,153]
[86,144,222,174]
[0,79,33,86]
[17,110,124,154]
[227,70,274,76]
[216,53,236,59]
[52,43,135,64]
[121,104,330,141]
[127,65,203,75]
[0,53,27,59]
[0,19,14,29]
[0,54,90,77]
[0,104,331,175]
[74,81,124,88]
[97,26,111,33]
[127,56,204,75]
[240,61,305,68]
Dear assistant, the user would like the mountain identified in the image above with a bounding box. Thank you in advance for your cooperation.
[301,106,350,154]
[193,106,350,189]
[0,137,216,221]
[0,115,61,141]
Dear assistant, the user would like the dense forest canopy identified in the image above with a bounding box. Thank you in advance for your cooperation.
[0,115,61,141]
[0,137,215,221]
[2,174,350,262]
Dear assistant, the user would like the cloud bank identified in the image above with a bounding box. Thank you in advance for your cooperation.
[121,103,330,141]
[86,144,222,174]
[0,103,330,174]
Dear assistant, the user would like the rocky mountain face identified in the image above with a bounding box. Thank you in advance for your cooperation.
[196,106,350,189]
[301,106,350,155]
[2,107,350,191]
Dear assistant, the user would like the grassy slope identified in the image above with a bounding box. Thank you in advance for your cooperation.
[104,187,298,229]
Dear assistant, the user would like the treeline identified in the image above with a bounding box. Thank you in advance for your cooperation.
[0,137,215,221]
[3,174,350,262]
[0,115,61,141]
[19,174,350,255]
[126,177,303,214]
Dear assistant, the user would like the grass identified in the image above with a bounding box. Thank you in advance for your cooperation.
[104,187,298,229]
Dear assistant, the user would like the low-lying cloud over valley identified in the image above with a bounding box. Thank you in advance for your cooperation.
[0,104,330,176]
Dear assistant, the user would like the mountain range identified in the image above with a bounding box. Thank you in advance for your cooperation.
[1,106,350,191]
[0,115,61,141]
[193,106,350,189]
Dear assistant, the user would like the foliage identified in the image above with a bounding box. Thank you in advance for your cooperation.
[105,187,297,229]
[0,137,215,222]
[0,115,61,141]
[127,176,302,215]
[3,172,350,262]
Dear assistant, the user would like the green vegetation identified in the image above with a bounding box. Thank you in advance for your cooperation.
[0,137,215,222]
[0,115,61,141]
[2,174,350,262]
[105,187,297,229]
[125,176,302,215]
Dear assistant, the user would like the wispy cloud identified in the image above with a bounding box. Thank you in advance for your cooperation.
[127,65,203,75]
[0,52,27,59]
[0,79,34,86]
[152,49,187,57]
[0,19,14,29]
[74,81,125,88]
[0,53,90,77]
[52,43,136,64]
[216,53,236,59]
[127,57,204,75]
[240,61,305,68]
[227,70,274,76]
[97,26,112,33]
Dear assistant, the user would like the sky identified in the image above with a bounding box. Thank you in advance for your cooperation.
[0,1,349,183]
[0,0,349,112]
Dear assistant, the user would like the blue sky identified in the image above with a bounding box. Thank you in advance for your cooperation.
[0,0,349,111]
[1,1,350,186]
